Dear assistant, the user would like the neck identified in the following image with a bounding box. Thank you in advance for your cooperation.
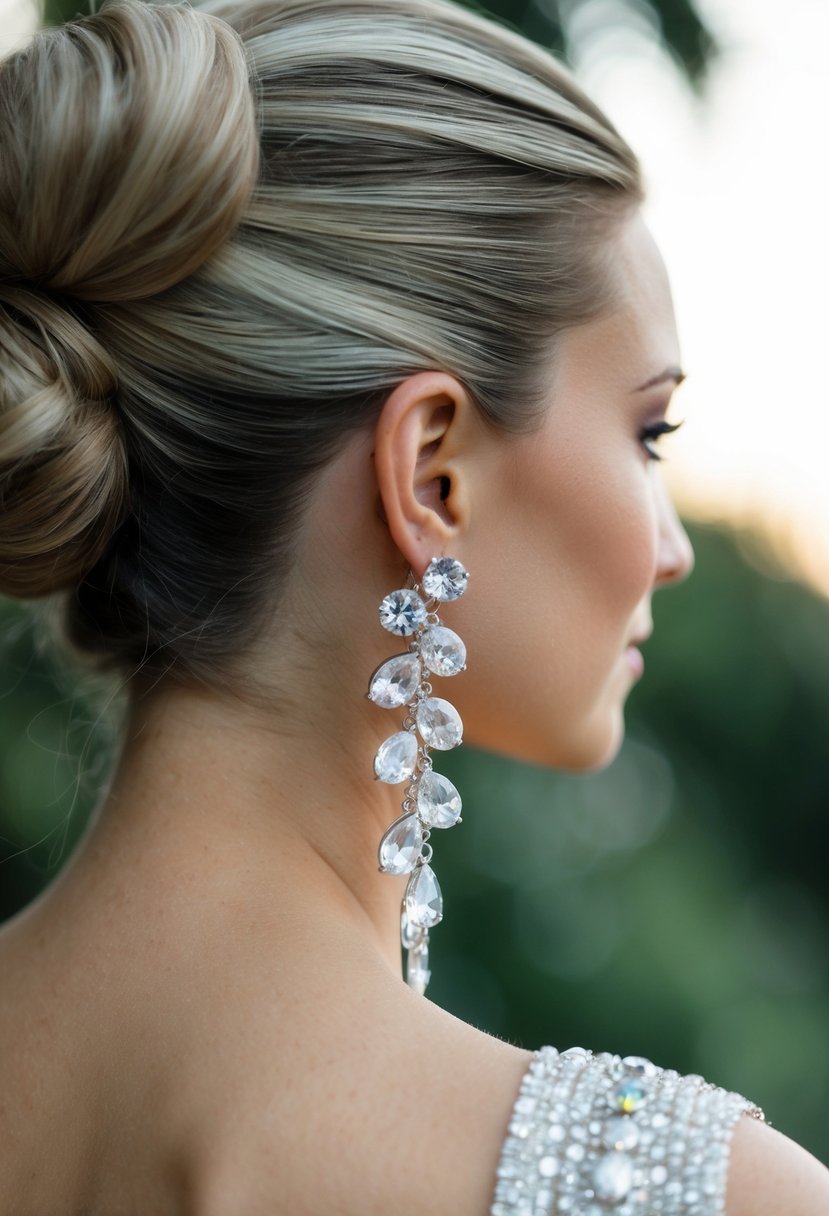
[76,677,413,982]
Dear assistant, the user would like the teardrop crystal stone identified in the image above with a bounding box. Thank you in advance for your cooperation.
[422,556,469,601]
[416,697,463,749]
[417,769,462,828]
[406,941,431,995]
[379,588,427,636]
[405,863,443,927]
[367,653,422,708]
[420,624,466,677]
[400,904,426,950]
[374,730,419,783]
[378,813,424,875]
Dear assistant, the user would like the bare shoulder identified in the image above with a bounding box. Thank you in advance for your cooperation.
[727,1115,829,1216]
[198,983,533,1216]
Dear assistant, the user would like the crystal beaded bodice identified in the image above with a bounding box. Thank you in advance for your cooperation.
[489,1046,765,1216]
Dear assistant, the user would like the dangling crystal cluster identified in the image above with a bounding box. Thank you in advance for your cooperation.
[367,555,469,996]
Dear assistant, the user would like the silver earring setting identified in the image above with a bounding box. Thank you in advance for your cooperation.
[367,555,470,996]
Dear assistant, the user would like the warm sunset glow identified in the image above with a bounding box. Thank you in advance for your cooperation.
[571,0,829,598]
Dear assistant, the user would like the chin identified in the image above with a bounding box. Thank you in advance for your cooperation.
[581,709,626,772]
[467,708,625,774]
[544,706,626,774]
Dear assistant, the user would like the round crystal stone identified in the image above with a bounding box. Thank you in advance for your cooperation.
[611,1078,648,1114]
[420,624,467,676]
[416,696,463,749]
[593,1152,634,1203]
[367,653,422,708]
[406,940,430,995]
[374,730,418,783]
[378,813,424,875]
[621,1055,657,1079]
[421,556,469,602]
[603,1115,639,1152]
[416,769,462,828]
[379,588,427,636]
[405,862,443,927]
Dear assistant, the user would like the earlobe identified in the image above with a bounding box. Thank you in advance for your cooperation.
[373,371,473,578]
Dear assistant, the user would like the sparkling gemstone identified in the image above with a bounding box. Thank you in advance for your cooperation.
[593,1152,634,1203]
[378,813,424,875]
[400,905,426,950]
[416,696,463,749]
[406,940,430,995]
[405,862,443,927]
[621,1055,657,1078]
[538,1157,559,1178]
[420,625,467,676]
[611,1078,648,1113]
[603,1116,639,1152]
[367,653,422,708]
[379,588,427,636]
[422,556,469,601]
[416,769,462,828]
[373,730,419,783]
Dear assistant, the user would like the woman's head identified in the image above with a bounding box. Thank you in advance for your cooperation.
[0,0,686,764]
[370,211,694,773]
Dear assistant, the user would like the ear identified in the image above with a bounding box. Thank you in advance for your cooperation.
[373,371,475,581]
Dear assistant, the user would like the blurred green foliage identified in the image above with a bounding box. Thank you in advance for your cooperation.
[2,519,829,1162]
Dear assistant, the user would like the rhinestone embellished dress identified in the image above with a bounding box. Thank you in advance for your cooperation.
[489,1046,765,1216]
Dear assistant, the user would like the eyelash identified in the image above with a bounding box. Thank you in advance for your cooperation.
[640,418,684,461]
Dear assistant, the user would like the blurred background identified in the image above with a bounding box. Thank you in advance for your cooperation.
[2,0,828,1163]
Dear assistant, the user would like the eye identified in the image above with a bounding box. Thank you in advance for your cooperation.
[640,418,684,461]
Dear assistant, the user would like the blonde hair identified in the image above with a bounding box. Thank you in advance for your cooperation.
[0,0,642,693]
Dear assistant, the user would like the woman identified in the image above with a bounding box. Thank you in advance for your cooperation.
[0,0,826,1211]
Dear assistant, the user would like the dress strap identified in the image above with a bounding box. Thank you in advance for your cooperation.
[489,1045,765,1216]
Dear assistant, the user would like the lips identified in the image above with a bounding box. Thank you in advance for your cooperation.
[624,645,645,677]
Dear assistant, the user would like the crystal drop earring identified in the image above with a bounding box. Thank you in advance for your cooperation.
[366,555,469,996]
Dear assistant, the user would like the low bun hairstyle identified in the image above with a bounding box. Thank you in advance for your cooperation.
[0,0,642,694]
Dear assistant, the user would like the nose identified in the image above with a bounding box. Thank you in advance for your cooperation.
[653,475,694,588]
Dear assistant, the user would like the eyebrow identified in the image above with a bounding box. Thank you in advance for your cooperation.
[633,366,687,393]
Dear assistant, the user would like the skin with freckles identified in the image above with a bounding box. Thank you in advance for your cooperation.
[0,210,826,1215]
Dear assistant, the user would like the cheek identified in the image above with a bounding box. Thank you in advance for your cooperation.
[575,463,658,626]
[450,447,657,763]
[525,449,657,646]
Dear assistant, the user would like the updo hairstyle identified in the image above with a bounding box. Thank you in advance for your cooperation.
[0,0,642,695]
